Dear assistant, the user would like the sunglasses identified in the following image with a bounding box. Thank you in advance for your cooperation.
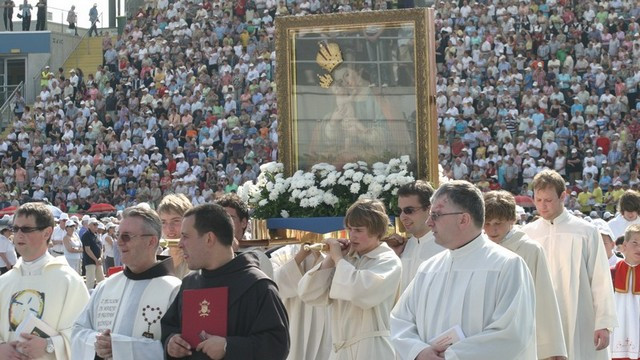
[116,233,155,243]
[397,206,426,216]
[11,226,46,233]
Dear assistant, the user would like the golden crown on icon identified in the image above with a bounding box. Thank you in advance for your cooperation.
[316,42,343,73]
[318,73,334,89]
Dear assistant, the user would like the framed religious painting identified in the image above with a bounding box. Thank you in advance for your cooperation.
[275,8,438,181]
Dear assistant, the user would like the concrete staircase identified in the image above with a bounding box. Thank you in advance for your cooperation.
[61,37,104,77]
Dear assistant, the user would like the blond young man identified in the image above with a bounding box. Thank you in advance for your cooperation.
[157,193,192,279]
[522,170,617,360]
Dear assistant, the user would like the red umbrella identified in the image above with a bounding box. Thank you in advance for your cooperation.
[87,203,116,213]
[0,206,17,216]
[515,195,534,208]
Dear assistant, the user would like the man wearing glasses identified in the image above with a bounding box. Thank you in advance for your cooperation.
[522,170,617,360]
[0,202,89,359]
[391,181,536,360]
[72,206,181,359]
[82,218,105,290]
[391,180,444,292]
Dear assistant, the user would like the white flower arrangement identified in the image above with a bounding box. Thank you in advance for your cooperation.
[239,158,417,219]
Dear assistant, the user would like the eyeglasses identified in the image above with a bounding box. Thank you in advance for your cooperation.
[116,233,155,243]
[397,206,426,216]
[429,212,465,221]
[11,226,46,233]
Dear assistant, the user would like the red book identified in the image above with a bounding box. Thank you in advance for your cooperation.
[181,287,228,348]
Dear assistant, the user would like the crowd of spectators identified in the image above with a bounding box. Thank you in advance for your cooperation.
[3,0,640,218]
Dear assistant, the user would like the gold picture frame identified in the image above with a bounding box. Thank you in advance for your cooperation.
[275,8,438,182]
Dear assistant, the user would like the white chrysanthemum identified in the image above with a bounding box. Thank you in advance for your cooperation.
[352,171,364,182]
[308,196,320,207]
[362,174,374,185]
[323,192,339,206]
[400,155,410,164]
[300,198,310,208]
[281,210,290,218]
[343,169,355,178]
[350,183,361,194]
[258,199,268,206]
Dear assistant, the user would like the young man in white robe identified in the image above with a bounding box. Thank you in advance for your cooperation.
[608,190,640,239]
[483,190,567,359]
[0,203,89,359]
[391,181,537,360]
[387,180,445,293]
[610,223,640,360]
[270,244,332,360]
[522,170,617,360]
[217,194,273,278]
[158,193,193,279]
[299,199,402,360]
[72,206,181,359]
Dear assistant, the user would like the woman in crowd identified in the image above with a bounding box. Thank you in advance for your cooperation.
[63,221,82,274]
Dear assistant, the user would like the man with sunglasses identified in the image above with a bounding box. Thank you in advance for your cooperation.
[0,202,89,360]
[82,218,105,290]
[392,180,444,292]
[391,181,536,360]
[72,206,181,359]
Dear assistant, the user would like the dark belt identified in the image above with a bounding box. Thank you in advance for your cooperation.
[52,250,64,255]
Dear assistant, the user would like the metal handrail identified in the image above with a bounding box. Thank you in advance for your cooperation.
[0,81,24,131]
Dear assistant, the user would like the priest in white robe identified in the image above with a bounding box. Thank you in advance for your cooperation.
[0,203,89,360]
[607,190,640,239]
[72,206,181,359]
[390,181,445,293]
[271,244,332,360]
[522,170,617,360]
[391,181,537,360]
[610,223,640,360]
[483,190,567,359]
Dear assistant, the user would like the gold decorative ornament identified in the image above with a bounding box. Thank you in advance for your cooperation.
[317,73,333,88]
[198,299,211,317]
[316,42,343,73]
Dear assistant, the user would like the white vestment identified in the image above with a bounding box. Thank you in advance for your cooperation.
[0,253,89,360]
[611,261,640,359]
[390,234,537,360]
[522,209,618,360]
[71,261,181,359]
[399,231,444,293]
[298,243,402,360]
[500,229,567,359]
[608,214,640,240]
[270,244,332,360]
